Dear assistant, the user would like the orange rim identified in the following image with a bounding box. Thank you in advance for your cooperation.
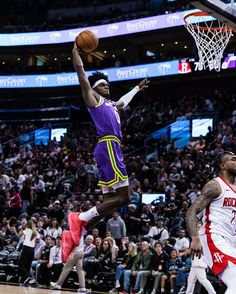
[184,11,232,31]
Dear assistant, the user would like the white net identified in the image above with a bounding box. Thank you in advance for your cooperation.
[184,12,233,71]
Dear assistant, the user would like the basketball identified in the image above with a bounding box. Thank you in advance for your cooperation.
[76,30,99,53]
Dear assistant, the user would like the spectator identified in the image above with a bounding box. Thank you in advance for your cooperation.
[138,241,169,294]
[36,235,53,286]
[5,225,20,250]
[20,178,33,213]
[161,249,184,294]
[48,201,65,225]
[47,236,63,282]
[62,183,73,201]
[83,234,96,257]
[174,228,190,257]
[109,242,137,293]
[140,205,154,237]
[118,236,129,258]
[147,217,169,246]
[125,204,141,237]
[8,186,22,218]
[45,218,62,239]
[34,175,46,208]
[123,241,152,293]
[106,211,126,246]
[84,239,112,279]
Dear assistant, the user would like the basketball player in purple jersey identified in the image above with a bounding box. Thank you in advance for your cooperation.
[67,43,149,245]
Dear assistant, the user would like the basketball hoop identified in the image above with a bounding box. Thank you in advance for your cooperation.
[184,11,233,71]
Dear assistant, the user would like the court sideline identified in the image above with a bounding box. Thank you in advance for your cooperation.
[0,283,108,294]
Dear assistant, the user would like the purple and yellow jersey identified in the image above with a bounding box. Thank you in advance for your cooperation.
[87,96,128,187]
[87,96,122,140]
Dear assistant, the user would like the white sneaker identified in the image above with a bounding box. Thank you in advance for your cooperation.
[28,278,36,285]
[109,288,117,294]
[151,290,156,294]
[78,288,87,293]
[50,282,61,290]
[115,280,120,288]
[178,286,186,294]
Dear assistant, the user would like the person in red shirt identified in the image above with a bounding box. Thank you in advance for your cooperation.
[8,186,22,218]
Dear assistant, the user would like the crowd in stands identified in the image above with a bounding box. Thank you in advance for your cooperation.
[0,86,235,293]
[0,0,191,33]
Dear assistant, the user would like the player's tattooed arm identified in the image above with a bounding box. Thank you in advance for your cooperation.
[186,179,221,258]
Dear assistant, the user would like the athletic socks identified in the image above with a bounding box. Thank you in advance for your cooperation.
[79,206,99,222]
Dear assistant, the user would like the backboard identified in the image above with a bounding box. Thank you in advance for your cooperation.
[190,0,236,30]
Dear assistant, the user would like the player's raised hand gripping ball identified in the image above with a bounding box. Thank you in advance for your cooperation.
[76,30,99,53]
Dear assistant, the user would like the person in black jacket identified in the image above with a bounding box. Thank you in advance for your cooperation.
[83,238,112,279]
[138,241,169,294]
[109,242,137,293]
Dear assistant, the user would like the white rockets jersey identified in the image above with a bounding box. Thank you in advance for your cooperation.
[199,176,236,239]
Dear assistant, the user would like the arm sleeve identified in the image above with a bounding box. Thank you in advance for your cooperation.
[119,86,140,108]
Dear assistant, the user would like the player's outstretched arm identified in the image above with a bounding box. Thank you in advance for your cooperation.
[72,43,97,107]
[186,179,221,258]
[115,78,149,110]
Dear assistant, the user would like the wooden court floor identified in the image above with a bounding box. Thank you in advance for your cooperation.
[0,282,108,294]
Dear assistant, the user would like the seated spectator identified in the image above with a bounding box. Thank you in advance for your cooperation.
[83,238,113,280]
[140,205,154,237]
[147,217,169,247]
[36,220,46,239]
[118,236,129,258]
[91,228,100,242]
[105,236,119,261]
[83,234,96,257]
[48,200,65,224]
[45,217,62,239]
[47,236,63,282]
[123,240,152,293]
[169,167,181,184]
[138,241,169,294]
[109,242,137,293]
[5,226,20,250]
[36,235,53,286]
[29,236,46,285]
[161,249,184,294]
[174,228,190,257]
[162,237,176,256]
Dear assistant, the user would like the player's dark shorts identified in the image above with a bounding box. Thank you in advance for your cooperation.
[94,135,128,187]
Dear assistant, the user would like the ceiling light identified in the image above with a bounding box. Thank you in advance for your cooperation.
[54,58,57,61]
[123,48,126,52]
[2,61,5,65]
[175,41,178,45]
[161,43,164,47]
[17,58,21,61]
[67,57,71,60]
[184,45,188,49]
[104,50,107,54]
[112,54,116,58]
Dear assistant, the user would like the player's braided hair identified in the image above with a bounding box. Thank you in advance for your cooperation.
[214,151,235,171]
[88,72,109,88]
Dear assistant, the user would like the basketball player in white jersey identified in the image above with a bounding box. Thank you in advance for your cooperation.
[187,151,236,294]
